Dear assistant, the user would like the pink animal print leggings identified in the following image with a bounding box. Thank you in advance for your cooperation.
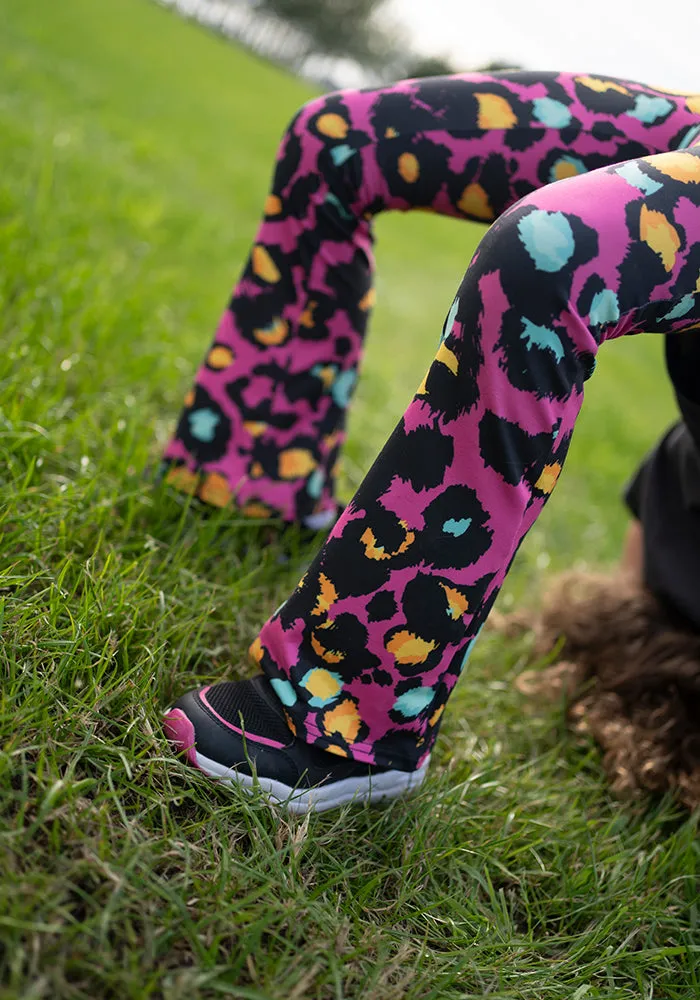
[163,72,700,770]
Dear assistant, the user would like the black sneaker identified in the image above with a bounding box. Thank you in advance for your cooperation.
[163,675,429,814]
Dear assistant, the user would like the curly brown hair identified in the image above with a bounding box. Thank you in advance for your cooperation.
[508,572,700,809]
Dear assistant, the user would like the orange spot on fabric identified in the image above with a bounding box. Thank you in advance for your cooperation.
[576,75,630,95]
[184,389,195,407]
[207,345,234,369]
[535,463,562,494]
[310,632,343,664]
[440,584,469,620]
[312,573,338,616]
[435,342,459,375]
[264,194,282,216]
[457,182,494,220]
[385,126,398,138]
[429,704,445,728]
[243,421,267,437]
[252,245,281,283]
[299,301,317,329]
[198,472,232,507]
[249,461,264,478]
[474,93,517,129]
[279,449,317,479]
[640,205,680,271]
[358,288,376,311]
[361,520,415,561]
[322,699,361,743]
[284,711,297,736]
[254,317,288,346]
[165,465,198,495]
[685,96,700,115]
[316,113,349,139]
[325,743,347,757]
[646,151,700,183]
[249,636,264,664]
[241,501,273,519]
[314,365,336,390]
[398,152,420,183]
[386,630,437,665]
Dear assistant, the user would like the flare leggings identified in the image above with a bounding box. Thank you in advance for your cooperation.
[164,71,700,770]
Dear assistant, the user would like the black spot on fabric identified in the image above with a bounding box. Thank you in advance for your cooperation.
[478,410,553,487]
[377,135,453,207]
[371,729,426,769]
[497,307,585,399]
[399,573,468,646]
[558,124,582,145]
[366,590,398,622]
[370,90,454,140]
[386,421,454,492]
[591,120,625,142]
[308,613,380,678]
[229,284,291,349]
[272,128,302,194]
[513,178,536,201]
[173,384,231,464]
[576,273,608,319]
[284,173,323,221]
[225,375,295,430]
[369,667,394,687]
[505,128,544,153]
[417,484,493,570]
[579,351,597,381]
[616,199,678,298]
[334,336,353,357]
[573,78,637,115]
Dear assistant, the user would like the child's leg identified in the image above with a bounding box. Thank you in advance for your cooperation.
[253,144,700,770]
[162,73,700,525]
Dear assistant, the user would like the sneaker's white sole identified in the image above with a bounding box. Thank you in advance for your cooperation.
[192,750,430,814]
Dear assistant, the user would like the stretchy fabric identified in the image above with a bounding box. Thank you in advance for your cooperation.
[164,72,700,770]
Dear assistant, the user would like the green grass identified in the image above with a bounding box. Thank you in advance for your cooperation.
[0,0,696,997]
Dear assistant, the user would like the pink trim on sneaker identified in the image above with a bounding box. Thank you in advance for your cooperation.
[163,708,201,768]
[199,686,290,750]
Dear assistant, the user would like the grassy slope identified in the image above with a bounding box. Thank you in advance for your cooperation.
[1,1,697,998]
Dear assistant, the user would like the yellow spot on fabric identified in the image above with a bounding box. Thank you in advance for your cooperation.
[243,421,267,437]
[299,301,317,328]
[241,500,272,519]
[359,287,376,311]
[640,205,680,271]
[576,75,630,95]
[553,159,581,181]
[440,584,469,620]
[696,273,700,293]
[254,317,288,346]
[198,472,232,507]
[303,668,342,701]
[316,113,349,139]
[184,389,195,407]
[457,183,494,220]
[435,342,459,375]
[248,636,264,664]
[207,345,234,369]
[313,573,338,616]
[264,194,282,215]
[535,463,562,494]
[165,465,198,495]
[322,699,361,742]
[686,96,700,115]
[279,448,317,479]
[646,151,700,183]
[311,632,343,664]
[386,630,437,665]
[385,126,398,138]
[474,93,517,129]
[416,372,429,395]
[429,704,445,727]
[252,245,281,283]
[398,152,420,183]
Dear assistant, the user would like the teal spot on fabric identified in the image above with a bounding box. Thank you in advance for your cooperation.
[615,161,663,196]
[532,97,572,128]
[270,678,297,707]
[300,669,343,708]
[325,192,353,220]
[679,124,700,149]
[393,686,435,718]
[331,369,357,407]
[521,318,564,361]
[443,517,471,537]
[517,210,575,272]
[331,144,356,166]
[441,295,460,344]
[664,294,696,320]
[307,468,325,499]
[627,94,673,124]
[188,409,220,442]
[589,289,620,328]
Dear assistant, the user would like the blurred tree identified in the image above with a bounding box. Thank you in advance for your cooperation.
[402,54,457,78]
